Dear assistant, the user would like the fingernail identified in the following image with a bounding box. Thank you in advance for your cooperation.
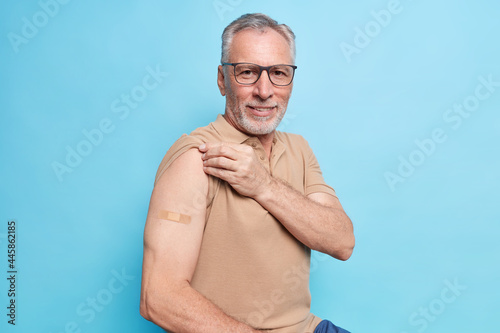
[199,144,206,150]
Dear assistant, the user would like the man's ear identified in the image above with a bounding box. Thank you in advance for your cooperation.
[217,65,226,96]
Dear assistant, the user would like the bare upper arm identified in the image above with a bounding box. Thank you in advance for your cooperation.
[142,148,208,286]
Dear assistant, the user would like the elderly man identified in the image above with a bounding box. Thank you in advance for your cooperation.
[140,13,354,333]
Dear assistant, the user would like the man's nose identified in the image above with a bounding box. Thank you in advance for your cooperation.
[253,70,274,100]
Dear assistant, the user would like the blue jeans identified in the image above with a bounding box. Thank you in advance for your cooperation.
[314,320,351,333]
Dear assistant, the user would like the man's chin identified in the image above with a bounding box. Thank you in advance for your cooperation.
[230,108,285,135]
[242,118,281,135]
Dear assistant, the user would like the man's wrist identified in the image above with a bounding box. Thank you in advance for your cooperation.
[254,175,277,203]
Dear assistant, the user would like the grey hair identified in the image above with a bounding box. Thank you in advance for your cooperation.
[221,13,296,64]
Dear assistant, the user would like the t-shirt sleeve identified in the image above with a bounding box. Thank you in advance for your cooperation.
[302,137,337,198]
[155,134,192,185]
[153,133,220,210]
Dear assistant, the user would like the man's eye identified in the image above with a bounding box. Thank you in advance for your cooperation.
[273,70,285,76]
[238,68,259,78]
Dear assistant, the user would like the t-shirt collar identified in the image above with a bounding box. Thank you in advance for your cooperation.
[212,114,255,144]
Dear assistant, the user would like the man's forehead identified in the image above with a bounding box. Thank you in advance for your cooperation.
[229,28,293,65]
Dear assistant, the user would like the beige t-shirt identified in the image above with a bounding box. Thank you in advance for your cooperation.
[155,115,337,332]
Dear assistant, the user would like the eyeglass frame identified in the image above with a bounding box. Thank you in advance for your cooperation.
[221,62,298,86]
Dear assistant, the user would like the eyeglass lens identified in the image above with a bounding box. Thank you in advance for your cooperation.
[234,63,294,86]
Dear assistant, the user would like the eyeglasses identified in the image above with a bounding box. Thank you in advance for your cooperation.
[221,62,297,86]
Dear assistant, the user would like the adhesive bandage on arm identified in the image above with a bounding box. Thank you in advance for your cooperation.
[157,210,191,224]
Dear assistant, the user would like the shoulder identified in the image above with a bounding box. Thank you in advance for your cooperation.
[275,131,311,151]
[155,121,221,185]
[276,130,304,142]
[170,119,225,152]
[188,120,223,142]
[154,147,208,200]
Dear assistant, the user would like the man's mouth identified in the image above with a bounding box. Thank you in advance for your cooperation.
[247,105,276,117]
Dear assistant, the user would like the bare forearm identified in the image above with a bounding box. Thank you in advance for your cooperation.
[255,177,354,260]
[142,282,258,333]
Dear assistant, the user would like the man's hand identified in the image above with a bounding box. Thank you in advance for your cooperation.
[200,142,354,261]
[199,142,271,198]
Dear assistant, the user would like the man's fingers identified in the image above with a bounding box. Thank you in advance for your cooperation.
[198,143,209,152]
[202,147,237,161]
[199,142,248,155]
[202,156,237,171]
[200,142,244,150]
[203,166,231,182]
[199,142,242,160]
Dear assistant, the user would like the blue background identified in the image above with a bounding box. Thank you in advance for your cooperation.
[1,0,499,332]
